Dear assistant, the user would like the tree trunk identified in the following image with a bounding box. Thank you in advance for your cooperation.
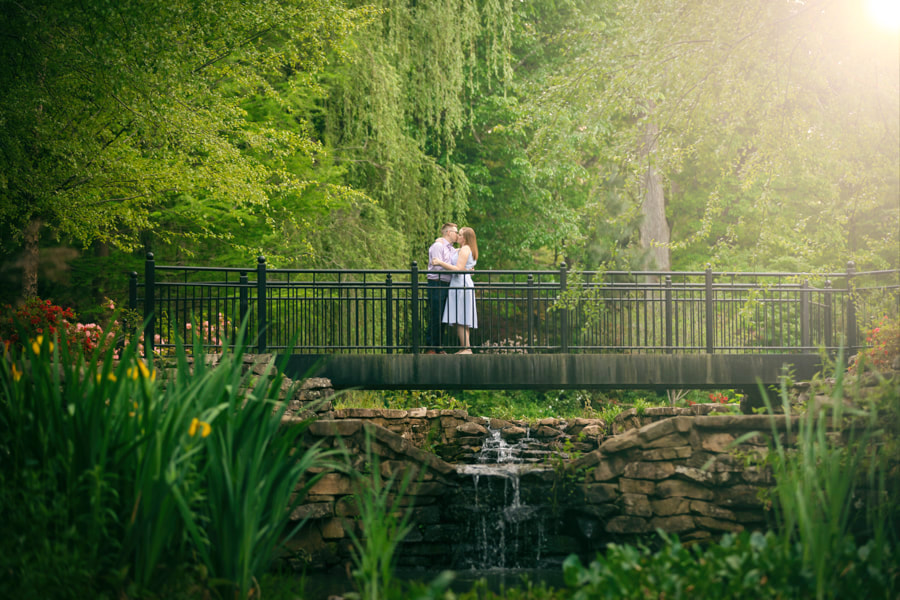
[638,119,670,275]
[22,217,42,298]
[93,239,110,306]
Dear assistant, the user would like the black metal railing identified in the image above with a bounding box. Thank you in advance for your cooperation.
[129,254,899,356]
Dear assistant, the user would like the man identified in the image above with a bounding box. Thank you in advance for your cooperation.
[425,223,458,353]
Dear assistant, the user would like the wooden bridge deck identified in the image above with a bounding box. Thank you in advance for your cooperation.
[283,352,822,392]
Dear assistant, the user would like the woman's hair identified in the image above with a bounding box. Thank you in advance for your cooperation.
[459,227,478,261]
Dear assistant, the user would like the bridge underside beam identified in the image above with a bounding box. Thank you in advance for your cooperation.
[282,353,823,391]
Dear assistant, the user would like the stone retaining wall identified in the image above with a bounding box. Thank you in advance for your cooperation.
[569,414,782,543]
[283,414,801,573]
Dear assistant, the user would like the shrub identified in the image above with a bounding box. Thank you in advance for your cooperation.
[0,321,329,597]
[562,530,896,600]
[0,297,137,357]
[853,316,900,373]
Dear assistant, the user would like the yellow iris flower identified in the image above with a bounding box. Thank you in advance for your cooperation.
[189,417,212,438]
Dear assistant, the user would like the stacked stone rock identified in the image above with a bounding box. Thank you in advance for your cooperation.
[328,408,606,463]
[569,415,784,543]
[610,404,737,434]
[282,419,459,572]
[159,353,335,419]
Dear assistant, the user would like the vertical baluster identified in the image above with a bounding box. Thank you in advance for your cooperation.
[801,280,810,350]
[824,280,833,350]
[527,274,534,352]
[128,270,138,311]
[665,276,673,354]
[845,261,858,351]
[257,255,267,353]
[385,274,393,354]
[239,271,249,343]
[705,265,714,354]
[559,263,568,353]
[411,262,420,354]
[144,253,155,356]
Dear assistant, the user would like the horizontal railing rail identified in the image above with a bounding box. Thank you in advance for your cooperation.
[128,254,899,357]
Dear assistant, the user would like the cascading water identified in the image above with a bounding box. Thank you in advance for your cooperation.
[450,425,557,569]
[475,423,560,464]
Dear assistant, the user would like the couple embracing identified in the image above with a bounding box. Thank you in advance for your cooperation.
[426,223,479,354]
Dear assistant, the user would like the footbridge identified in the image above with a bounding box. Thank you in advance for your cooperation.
[129,256,898,391]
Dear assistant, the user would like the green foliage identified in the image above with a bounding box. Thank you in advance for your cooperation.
[334,389,468,412]
[341,426,418,600]
[852,316,900,374]
[316,0,518,266]
[0,470,99,599]
[0,319,329,597]
[528,0,899,272]
[0,0,372,259]
[457,389,591,421]
[167,329,333,599]
[754,359,898,600]
[384,389,468,412]
[562,530,897,600]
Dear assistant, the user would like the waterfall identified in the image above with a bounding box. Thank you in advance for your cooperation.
[476,424,554,464]
[452,463,552,569]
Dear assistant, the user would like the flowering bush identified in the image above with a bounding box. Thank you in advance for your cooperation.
[0,297,139,357]
[855,316,900,373]
[185,312,230,351]
[1,298,75,343]
[708,391,730,404]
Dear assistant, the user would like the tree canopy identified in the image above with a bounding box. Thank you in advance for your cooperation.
[0,0,375,291]
[525,0,899,271]
[1,0,897,308]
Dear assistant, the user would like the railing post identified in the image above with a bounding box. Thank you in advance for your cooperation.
[845,261,858,351]
[128,271,138,340]
[239,271,249,326]
[385,274,393,354]
[705,265,714,354]
[144,252,155,356]
[257,255,267,353]
[559,263,568,353]
[824,280,833,350]
[527,274,535,350]
[665,275,673,354]
[410,262,420,354]
[129,271,138,311]
[800,279,810,349]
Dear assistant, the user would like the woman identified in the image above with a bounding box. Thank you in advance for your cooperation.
[431,226,478,354]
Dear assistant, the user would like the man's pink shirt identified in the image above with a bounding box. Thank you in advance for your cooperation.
[427,237,454,282]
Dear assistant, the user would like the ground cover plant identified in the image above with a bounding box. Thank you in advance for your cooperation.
[0,310,331,598]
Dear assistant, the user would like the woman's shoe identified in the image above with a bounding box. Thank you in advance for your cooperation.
[455,348,472,354]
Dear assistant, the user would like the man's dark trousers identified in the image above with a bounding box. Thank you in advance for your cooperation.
[426,279,450,349]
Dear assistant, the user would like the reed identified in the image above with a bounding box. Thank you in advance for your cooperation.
[341,425,418,600]
[760,354,896,600]
[0,320,332,597]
